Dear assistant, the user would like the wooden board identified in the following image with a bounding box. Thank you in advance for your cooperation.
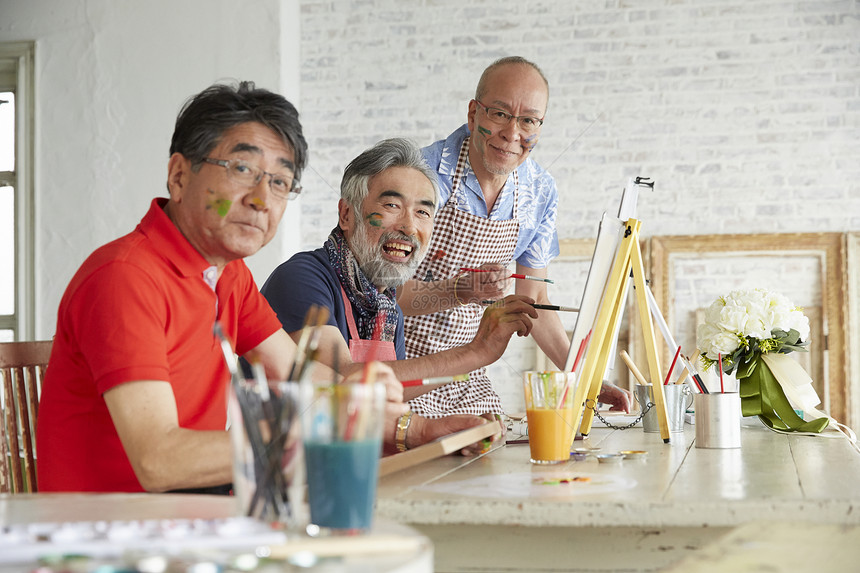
[378,422,498,477]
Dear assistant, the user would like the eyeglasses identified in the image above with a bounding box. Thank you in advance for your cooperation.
[474,100,544,134]
[202,158,302,200]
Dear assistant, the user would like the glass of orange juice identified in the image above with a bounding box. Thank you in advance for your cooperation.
[523,371,577,464]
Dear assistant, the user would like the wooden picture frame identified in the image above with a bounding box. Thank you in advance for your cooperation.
[847,232,860,427]
[649,233,849,425]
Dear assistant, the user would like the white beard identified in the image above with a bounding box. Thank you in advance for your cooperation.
[350,221,424,290]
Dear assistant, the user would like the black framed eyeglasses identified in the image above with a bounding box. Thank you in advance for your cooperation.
[474,100,544,134]
[202,158,302,200]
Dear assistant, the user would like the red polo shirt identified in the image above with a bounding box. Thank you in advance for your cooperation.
[37,198,282,492]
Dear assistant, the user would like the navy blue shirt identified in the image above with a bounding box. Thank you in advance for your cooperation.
[261,248,406,360]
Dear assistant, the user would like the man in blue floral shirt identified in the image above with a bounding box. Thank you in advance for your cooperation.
[400,56,631,420]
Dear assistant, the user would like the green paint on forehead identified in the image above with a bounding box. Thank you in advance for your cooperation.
[477,126,493,137]
[366,212,383,227]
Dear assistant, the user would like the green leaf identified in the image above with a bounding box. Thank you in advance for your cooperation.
[787,330,801,345]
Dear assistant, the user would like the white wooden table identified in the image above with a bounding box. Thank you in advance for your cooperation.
[0,493,433,572]
[377,418,860,572]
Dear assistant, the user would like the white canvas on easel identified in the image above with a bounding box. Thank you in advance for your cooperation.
[561,177,679,442]
[563,177,642,372]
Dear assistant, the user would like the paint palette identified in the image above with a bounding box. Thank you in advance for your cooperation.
[0,516,286,565]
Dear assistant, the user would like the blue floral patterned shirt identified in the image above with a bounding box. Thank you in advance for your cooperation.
[421,124,560,269]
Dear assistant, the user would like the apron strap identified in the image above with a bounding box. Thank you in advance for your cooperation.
[340,286,361,341]
[451,135,519,219]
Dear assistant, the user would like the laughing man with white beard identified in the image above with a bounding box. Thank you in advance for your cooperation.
[261,138,538,455]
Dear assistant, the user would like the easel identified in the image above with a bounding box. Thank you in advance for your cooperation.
[568,218,673,442]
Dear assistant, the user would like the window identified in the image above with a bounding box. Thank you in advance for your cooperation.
[0,43,35,341]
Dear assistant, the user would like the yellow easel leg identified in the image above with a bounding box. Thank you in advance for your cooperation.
[577,221,637,435]
[630,236,671,442]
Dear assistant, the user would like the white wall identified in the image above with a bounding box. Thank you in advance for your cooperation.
[2,0,858,413]
[0,0,301,338]
[298,0,860,249]
[297,0,859,413]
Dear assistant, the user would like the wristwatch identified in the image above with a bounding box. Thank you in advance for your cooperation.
[395,411,413,452]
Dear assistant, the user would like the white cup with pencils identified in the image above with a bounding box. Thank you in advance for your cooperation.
[694,354,741,448]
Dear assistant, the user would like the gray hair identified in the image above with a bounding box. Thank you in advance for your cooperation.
[169,80,308,180]
[340,138,439,211]
[475,56,549,102]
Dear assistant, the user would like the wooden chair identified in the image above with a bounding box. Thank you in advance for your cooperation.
[0,340,52,493]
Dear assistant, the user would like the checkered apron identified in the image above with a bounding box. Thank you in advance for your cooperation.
[404,136,519,417]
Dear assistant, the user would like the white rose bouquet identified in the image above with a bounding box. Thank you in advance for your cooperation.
[697,288,810,371]
[696,288,828,433]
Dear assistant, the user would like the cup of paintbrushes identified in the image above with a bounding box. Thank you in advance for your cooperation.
[228,379,306,528]
[300,382,386,534]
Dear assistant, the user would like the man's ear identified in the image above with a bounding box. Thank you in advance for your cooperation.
[167,153,191,201]
[337,199,354,235]
[467,99,478,132]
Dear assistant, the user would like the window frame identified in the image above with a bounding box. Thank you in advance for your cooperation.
[0,42,35,340]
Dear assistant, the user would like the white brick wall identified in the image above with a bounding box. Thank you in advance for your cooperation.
[297,0,860,412]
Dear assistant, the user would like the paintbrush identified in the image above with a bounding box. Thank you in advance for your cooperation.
[401,374,469,387]
[289,305,320,380]
[619,350,649,387]
[461,267,554,284]
[481,300,578,312]
[296,306,330,382]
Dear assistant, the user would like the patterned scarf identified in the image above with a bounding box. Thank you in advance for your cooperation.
[324,226,398,342]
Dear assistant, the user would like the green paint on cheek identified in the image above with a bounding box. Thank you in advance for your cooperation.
[367,213,383,227]
[477,126,493,137]
[211,198,232,217]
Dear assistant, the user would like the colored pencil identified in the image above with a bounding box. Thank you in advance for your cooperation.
[557,330,592,409]
[663,346,682,386]
[678,352,708,394]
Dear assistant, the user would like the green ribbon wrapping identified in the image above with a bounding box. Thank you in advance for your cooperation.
[736,354,829,433]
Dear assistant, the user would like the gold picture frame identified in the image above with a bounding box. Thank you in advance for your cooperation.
[649,233,849,425]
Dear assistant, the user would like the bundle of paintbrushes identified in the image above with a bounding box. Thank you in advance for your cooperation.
[232,374,299,522]
[215,307,329,525]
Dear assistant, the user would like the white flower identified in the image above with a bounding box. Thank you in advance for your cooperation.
[786,311,810,341]
[696,323,740,358]
[696,287,809,361]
